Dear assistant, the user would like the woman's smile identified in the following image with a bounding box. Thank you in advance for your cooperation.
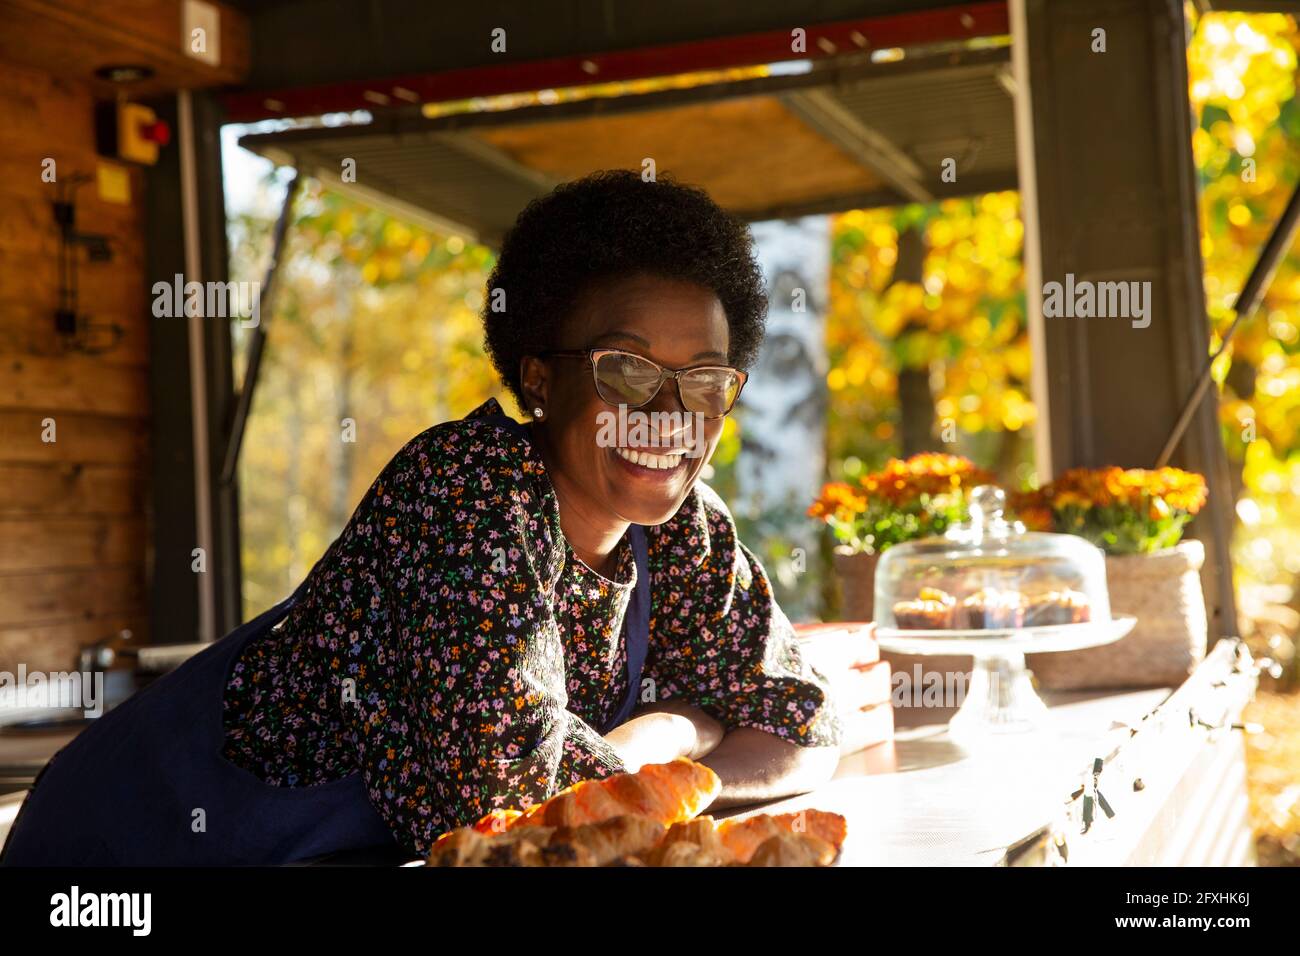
[611,442,690,477]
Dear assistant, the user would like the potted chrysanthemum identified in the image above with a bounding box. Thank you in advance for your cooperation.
[809,453,993,621]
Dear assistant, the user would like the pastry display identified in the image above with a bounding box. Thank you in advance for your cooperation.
[888,585,1094,633]
[952,587,1026,630]
[891,587,955,630]
[873,484,1114,635]
[1022,589,1092,627]
[427,758,847,867]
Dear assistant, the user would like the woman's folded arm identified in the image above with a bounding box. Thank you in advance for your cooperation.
[644,484,842,804]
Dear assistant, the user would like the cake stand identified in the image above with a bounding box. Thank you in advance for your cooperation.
[875,616,1137,743]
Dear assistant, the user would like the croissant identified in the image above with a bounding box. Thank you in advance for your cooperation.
[472,809,522,835]
[547,815,666,866]
[514,758,720,829]
[716,810,847,864]
[645,840,731,867]
[427,827,483,867]
[429,815,663,867]
[427,760,847,868]
[528,841,597,867]
[745,830,838,867]
[428,824,556,867]
[647,815,735,865]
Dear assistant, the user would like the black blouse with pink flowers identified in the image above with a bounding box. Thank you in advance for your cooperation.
[221,398,840,855]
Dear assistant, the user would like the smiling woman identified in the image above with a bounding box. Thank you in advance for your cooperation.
[1,170,843,866]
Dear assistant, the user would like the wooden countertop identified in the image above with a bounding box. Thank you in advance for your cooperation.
[716,686,1172,865]
[718,639,1258,866]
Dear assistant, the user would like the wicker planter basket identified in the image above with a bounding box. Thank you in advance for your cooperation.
[1026,540,1208,690]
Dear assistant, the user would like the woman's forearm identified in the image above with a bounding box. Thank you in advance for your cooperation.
[697,727,840,810]
[602,706,839,809]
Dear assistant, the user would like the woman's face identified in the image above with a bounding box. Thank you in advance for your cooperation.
[522,273,731,528]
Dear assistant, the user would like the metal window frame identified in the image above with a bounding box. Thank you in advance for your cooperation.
[146,91,243,642]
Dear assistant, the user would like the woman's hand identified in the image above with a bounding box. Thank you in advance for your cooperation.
[603,700,725,771]
[640,699,726,759]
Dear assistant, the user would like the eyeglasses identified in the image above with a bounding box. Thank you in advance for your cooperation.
[540,348,747,419]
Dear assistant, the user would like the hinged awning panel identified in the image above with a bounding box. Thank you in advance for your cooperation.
[239,47,1017,243]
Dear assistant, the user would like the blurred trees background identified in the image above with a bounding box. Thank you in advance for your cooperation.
[228,176,499,615]
[1189,13,1300,599]
[822,192,1032,485]
[228,10,1300,621]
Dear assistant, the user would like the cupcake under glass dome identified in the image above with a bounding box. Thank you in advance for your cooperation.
[873,485,1112,637]
[870,486,1135,740]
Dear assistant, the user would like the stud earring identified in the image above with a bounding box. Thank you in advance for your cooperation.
[532,407,544,420]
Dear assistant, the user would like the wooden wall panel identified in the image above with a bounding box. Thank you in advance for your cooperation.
[0,298,149,367]
[0,517,148,575]
[0,254,150,322]
[0,462,145,518]
[0,193,147,263]
[1,355,150,417]
[0,411,150,465]
[0,58,151,672]
[0,568,146,629]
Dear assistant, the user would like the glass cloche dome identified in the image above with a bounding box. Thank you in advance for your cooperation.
[873,485,1111,635]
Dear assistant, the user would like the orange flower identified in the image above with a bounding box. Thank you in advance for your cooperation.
[808,481,867,521]
[1036,466,1206,515]
[864,454,991,503]
[811,453,992,531]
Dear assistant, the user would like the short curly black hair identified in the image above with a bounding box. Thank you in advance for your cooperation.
[482,169,768,405]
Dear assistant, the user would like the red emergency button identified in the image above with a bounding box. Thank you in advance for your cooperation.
[139,118,171,146]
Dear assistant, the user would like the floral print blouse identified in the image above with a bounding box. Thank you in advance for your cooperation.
[221,398,840,855]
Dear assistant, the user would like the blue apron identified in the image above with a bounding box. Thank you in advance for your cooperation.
[0,411,651,866]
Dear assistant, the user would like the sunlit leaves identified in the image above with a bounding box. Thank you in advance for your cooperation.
[1192,11,1300,586]
[826,191,1031,475]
